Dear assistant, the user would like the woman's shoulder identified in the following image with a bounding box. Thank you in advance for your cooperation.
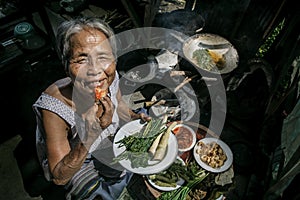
[44,77,72,104]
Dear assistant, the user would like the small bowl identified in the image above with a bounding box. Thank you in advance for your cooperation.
[172,124,197,152]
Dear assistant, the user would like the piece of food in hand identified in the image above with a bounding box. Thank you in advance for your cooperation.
[95,87,108,101]
[153,122,177,161]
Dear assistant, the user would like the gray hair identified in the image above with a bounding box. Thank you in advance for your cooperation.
[55,17,116,71]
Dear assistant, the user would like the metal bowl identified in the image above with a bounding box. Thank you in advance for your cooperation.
[182,33,239,74]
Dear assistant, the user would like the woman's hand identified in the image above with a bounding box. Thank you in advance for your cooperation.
[139,112,152,122]
[96,96,114,129]
[131,111,151,122]
[81,104,102,145]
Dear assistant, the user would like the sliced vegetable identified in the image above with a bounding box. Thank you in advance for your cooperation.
[153,122,177,161]
[148,132,164,156]
[148,115,168,156]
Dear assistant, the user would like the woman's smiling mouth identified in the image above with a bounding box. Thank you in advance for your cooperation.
[85,79,106,90]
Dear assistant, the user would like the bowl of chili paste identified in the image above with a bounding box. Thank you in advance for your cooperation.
[172,124,196,152]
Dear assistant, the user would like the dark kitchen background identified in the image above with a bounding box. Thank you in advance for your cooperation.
[0,0,299,199]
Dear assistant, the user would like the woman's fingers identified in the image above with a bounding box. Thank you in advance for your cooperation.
[140,113,151,122]
[96,103,104,118]
[98,96,114,128]
[100,96,114,116]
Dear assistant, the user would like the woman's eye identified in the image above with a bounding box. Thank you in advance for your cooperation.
[98,56,114,63]
[74,58,88,64]
[97,56,107,61]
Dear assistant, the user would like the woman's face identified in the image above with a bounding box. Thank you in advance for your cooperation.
[68,28,116,98]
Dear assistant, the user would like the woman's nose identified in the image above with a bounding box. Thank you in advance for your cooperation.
[87,60,103,74]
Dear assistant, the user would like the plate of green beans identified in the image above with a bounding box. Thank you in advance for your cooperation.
[112,119,178,174]
[146,157,186,191]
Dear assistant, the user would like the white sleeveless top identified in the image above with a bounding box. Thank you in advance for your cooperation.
[33,73,120,181]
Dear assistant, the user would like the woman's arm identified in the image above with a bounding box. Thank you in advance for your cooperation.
[42,105,100,185]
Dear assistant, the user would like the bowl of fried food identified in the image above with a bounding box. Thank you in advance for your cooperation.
[193,137,233,173]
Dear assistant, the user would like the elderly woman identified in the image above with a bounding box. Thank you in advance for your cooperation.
[32,17,149,200]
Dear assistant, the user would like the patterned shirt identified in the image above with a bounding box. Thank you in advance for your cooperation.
[32,73,120,181]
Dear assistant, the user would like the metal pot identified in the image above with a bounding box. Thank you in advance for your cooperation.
[182,33,239,75]
[14,22,46,50]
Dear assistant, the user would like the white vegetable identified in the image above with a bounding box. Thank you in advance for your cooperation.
[153,122,177,161]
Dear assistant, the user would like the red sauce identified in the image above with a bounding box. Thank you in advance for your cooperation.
[173,126,193,150]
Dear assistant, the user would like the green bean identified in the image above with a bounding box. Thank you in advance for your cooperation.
[111,151,129,165]
[158,172,209,200]
[154,180,177,188]
[151,174,178,184]
[113,118,167,168]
